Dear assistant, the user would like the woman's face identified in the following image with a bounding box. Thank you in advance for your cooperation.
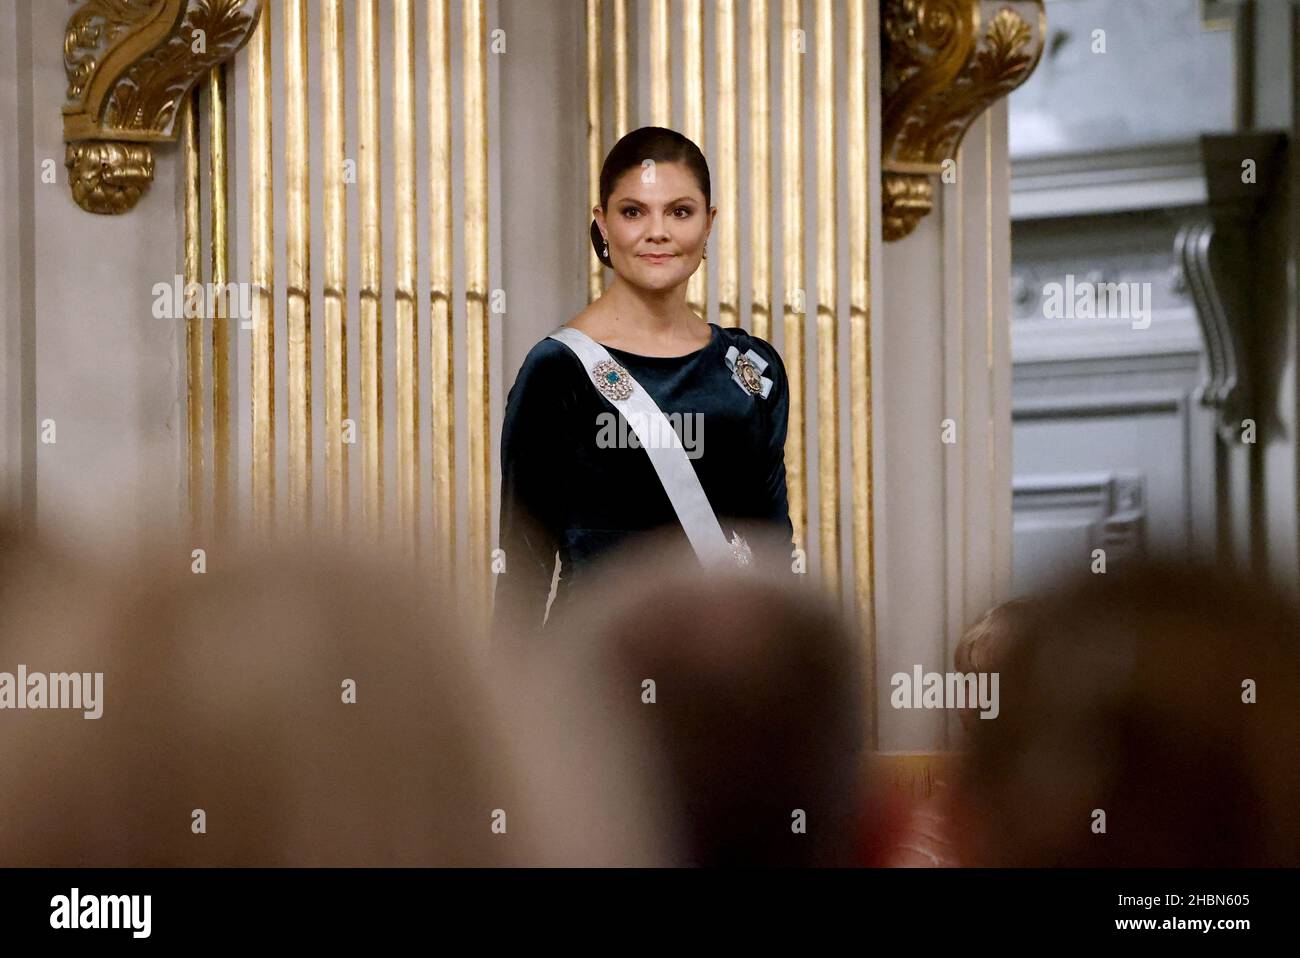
[596,161,714,293]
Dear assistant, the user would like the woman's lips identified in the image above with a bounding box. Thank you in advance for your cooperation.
[639,254,676,264]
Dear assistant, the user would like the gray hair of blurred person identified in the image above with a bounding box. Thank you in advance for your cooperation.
[0,513,677,867]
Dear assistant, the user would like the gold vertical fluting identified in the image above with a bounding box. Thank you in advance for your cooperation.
[815,0,840,597]
[429,0,456,577]
[586,0,604,304]
[465,0,491,618]
[322,0,349,535]
[357,0,383,536]
[648,0,671,127]
[848,0,876,748]
[682,0,706,317]
[283,0,311,527]
[782,0,807,564]
[208,64,232,541]
[394,0,420,554]
[716,0,738,328]
[248,4,275,537]
[613,0,629,137]
[749,0,771,342]
[182,91,204,540]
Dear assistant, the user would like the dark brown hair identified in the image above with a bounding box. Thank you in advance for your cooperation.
[953,561,1300,867]
[589,126,711,269]
[540,532,870,866]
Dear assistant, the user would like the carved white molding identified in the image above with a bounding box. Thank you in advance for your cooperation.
[1011,142,1209,219]
[1012,470,1147,594]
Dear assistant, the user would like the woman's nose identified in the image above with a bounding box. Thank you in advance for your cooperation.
[646,214,671,237]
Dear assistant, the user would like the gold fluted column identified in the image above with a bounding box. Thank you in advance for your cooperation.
[322,0,349,535]
[208,64,232,542]
[465,0,491,619]
[613,0,630,138]
[586,0,605,304]
[429,0,456,578]
[815,0,841,597]
[848,0,877,748]
[357,0,384,536]
[716,0,738,328]
[682,0,706,316]
[283,0,311,528]
[248,3,275,538]
[749,0,772,342]
[394,0,420,555]
[648,0,671,127]
[782,0,808,565]
[182,92,204,541]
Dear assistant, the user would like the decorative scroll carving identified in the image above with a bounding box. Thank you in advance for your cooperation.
[1176,220,1246,439]
[1012,471,1147,586]
[66,141,156,215]
[62,0,263,214]
[1098,473,1146,568]
[882,171,935,246]
[881,0,1046,240]
[1176,133,1286,441]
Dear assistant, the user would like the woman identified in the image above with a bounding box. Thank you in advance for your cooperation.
[494,127,794,641]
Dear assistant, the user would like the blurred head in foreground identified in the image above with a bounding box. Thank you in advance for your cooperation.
[508,530,873,866]
[0,513,675,866]
[952,561,1300,867]
[953,597,1034,734]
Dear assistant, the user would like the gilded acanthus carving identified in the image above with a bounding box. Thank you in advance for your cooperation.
[881,1,1046,240]
[66,141,156,216]
[882,172,934,245]
[62,0,263,214]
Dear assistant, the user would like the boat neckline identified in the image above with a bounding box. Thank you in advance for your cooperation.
[591,322,719,363]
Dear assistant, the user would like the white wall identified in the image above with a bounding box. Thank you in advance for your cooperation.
[2,0,185,560]
[877,108,1014,751]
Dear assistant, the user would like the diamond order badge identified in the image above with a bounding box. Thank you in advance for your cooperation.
[724,345,773,399]
[591,359,633,401]
[734,355,763,395]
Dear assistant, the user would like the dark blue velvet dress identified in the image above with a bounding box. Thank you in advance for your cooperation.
[493,322,794,639]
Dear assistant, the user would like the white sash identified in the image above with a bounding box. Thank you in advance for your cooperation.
[548,326,752,569]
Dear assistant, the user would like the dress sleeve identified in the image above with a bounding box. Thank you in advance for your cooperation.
[758,342,795,554]
[493,350,566,643]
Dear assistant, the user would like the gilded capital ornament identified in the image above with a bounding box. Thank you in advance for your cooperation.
[62,0,264,214]
[881,0,1046,241]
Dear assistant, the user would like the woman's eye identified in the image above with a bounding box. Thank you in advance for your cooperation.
[620,207,691,218]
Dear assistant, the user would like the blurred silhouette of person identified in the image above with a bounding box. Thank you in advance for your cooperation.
[507,529,876,866]
[0,512,678,867]
[950,561,1300,867]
